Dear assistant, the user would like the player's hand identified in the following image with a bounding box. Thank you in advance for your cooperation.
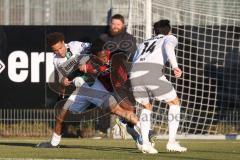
[79,64,87,73]
[173,67,182,78]
[61,77,72,86]
[79,64,97,74]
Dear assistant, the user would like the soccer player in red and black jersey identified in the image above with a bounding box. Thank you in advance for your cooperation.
[80,38,147,150]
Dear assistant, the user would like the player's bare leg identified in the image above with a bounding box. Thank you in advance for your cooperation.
[36,109,69,148]
[50,109,69,146]
[166,96,187,152]
[118,98,135,112]
[109,103,139,125]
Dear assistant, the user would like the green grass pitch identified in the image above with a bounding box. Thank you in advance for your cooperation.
[0,138,239,160]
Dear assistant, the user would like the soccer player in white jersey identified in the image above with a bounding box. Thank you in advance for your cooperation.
[130,20,187,153]
[37,32,140,148]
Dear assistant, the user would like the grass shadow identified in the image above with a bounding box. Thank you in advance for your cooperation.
[0,142,36,147]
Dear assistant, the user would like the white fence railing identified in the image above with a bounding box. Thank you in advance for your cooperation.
[0,108,239,136]
[0,108,110,137]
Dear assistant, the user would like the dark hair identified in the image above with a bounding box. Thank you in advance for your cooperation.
[153,19,171,35]
[91,38,106,55]
[47,32,65,47]
[111,14,125,24]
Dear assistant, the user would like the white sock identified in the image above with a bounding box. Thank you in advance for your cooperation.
[140,109,152,145]
[50,132,61,146]
[168,105,180,143]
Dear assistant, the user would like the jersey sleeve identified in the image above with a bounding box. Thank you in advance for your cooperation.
[68,41,91,55]
[164,35,179,69]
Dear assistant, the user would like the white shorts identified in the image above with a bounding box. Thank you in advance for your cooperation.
[63,79,115,113]
[131,75,177,105]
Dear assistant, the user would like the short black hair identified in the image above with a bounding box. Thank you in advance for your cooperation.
[153,19,171,35]
[47,32,65,47]
[111,14,125,24]
[91,38,106,55]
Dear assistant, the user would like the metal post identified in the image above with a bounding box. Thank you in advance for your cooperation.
[127,0,133,34]
[145,0,152,39]
[24,0,30,25]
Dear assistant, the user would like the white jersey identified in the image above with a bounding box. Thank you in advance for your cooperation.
[53,41,91,83]
[130,35,179,104]
[132,34,178,69]
[52,42,114,113]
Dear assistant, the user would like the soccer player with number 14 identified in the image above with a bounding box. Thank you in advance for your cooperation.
[130,19,187,154]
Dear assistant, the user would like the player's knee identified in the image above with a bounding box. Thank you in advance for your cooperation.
[167,97,180,106]
[119,98,135,112]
